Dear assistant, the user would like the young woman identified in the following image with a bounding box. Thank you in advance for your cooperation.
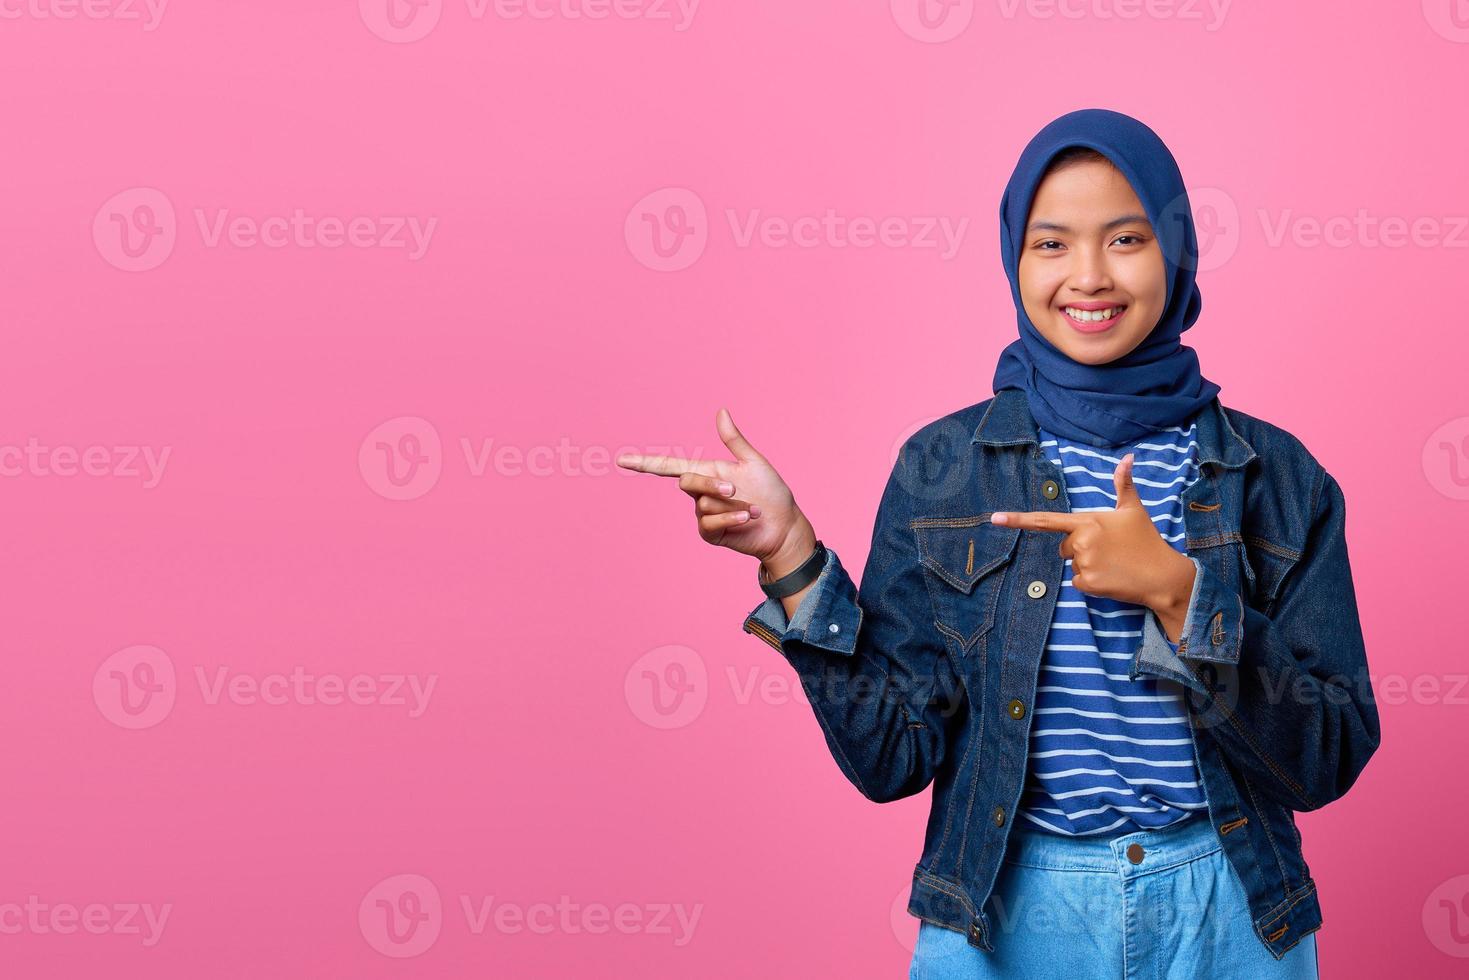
[618,109,1378,978]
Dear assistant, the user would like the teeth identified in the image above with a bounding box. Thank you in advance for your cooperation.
[1064,306,1124,322]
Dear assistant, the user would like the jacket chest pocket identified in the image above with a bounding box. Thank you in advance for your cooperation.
[911,516,1022,655]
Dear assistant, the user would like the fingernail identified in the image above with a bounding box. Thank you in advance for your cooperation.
[735,511,749,522]
[749,505,761,517]
[718,482,734,495]
[992,513,1009,524]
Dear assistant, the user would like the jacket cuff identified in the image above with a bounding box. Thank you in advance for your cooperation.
[741,547,861,657]
[1131,555,1242,694]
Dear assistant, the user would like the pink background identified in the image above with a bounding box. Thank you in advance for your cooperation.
[3,2,1467,976]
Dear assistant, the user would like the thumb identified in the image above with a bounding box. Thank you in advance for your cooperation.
[717,407,765,463]
[1113,452,1143,510]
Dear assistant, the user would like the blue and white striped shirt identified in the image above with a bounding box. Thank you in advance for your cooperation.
[1018,421,1208,836]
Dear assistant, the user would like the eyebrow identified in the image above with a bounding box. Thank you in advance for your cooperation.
[1026,213,1150,234]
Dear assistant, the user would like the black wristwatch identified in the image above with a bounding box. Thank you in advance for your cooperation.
[758,540,826,599]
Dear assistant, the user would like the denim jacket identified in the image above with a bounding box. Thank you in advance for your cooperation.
[742,388,1381,960]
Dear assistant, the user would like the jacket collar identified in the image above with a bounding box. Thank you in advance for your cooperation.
[971,387,1256,470]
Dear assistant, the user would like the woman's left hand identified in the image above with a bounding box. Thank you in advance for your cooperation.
[991,453,1196,642]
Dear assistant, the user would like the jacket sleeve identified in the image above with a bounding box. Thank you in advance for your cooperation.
[1130,468,1382,811]
[741,453,965,804]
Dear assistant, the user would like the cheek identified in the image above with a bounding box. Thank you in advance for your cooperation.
[1018,261,1063,310]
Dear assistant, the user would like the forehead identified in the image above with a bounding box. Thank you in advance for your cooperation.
[1028,160,1147,219]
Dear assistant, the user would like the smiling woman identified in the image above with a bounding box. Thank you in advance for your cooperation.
[621,108,1374,980]
[1017,146,1167,362]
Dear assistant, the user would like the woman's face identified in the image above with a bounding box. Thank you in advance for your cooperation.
[1017,158,1167,365]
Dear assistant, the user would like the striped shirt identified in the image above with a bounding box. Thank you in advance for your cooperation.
[1018,421,1208,836]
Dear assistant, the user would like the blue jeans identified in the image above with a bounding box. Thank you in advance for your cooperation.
[909,812,1320,979]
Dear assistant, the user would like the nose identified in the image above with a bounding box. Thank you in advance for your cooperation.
[1070,246,1114,294]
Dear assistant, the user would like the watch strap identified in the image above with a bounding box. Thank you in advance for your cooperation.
[758,540,826,599]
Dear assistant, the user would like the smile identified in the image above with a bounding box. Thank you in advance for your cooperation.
[1061,305,1126,332]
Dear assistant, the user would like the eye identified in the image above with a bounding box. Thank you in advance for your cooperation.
[1033,239,1064,251]
[1112,234,1148,247]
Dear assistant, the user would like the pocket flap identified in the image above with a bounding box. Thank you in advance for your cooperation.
[911,516,1020,594]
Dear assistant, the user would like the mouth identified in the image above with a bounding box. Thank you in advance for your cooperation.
[1060,304,1126,333]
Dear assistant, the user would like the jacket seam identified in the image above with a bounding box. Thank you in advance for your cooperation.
[914,870,978,917]
[1258,878,1318,931]
[1240,770,1289,887]
[1242,534,1301,562]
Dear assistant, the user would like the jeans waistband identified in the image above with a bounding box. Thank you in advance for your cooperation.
[1002,811,1220,879]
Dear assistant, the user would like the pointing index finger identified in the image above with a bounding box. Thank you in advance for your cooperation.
[991,510,1087,532]
[616,452,717,478]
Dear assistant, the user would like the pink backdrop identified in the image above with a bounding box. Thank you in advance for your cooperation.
[3,2,1466,977]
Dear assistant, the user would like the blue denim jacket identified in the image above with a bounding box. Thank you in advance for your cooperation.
[742,388,1381,960]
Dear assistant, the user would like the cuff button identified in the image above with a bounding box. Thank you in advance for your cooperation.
[828,623,840,634]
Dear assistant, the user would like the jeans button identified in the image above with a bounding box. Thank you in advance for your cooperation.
[1008,698,1025,719]
[1042,479,1059,499]
[1126,843,1145,864]
[993,806,1005,827]
[1027,581,1047,599]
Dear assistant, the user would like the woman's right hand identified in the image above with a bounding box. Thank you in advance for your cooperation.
[617,408,819,578]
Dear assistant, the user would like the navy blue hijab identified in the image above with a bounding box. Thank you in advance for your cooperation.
[991,108,1221,448]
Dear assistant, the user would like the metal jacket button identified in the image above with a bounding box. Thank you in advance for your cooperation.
[1008,699,1025,719]
[993,806,1005,827]
[1042,479,1060,499]
[1126,843,1145,864]
[1027,581,1047,599]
